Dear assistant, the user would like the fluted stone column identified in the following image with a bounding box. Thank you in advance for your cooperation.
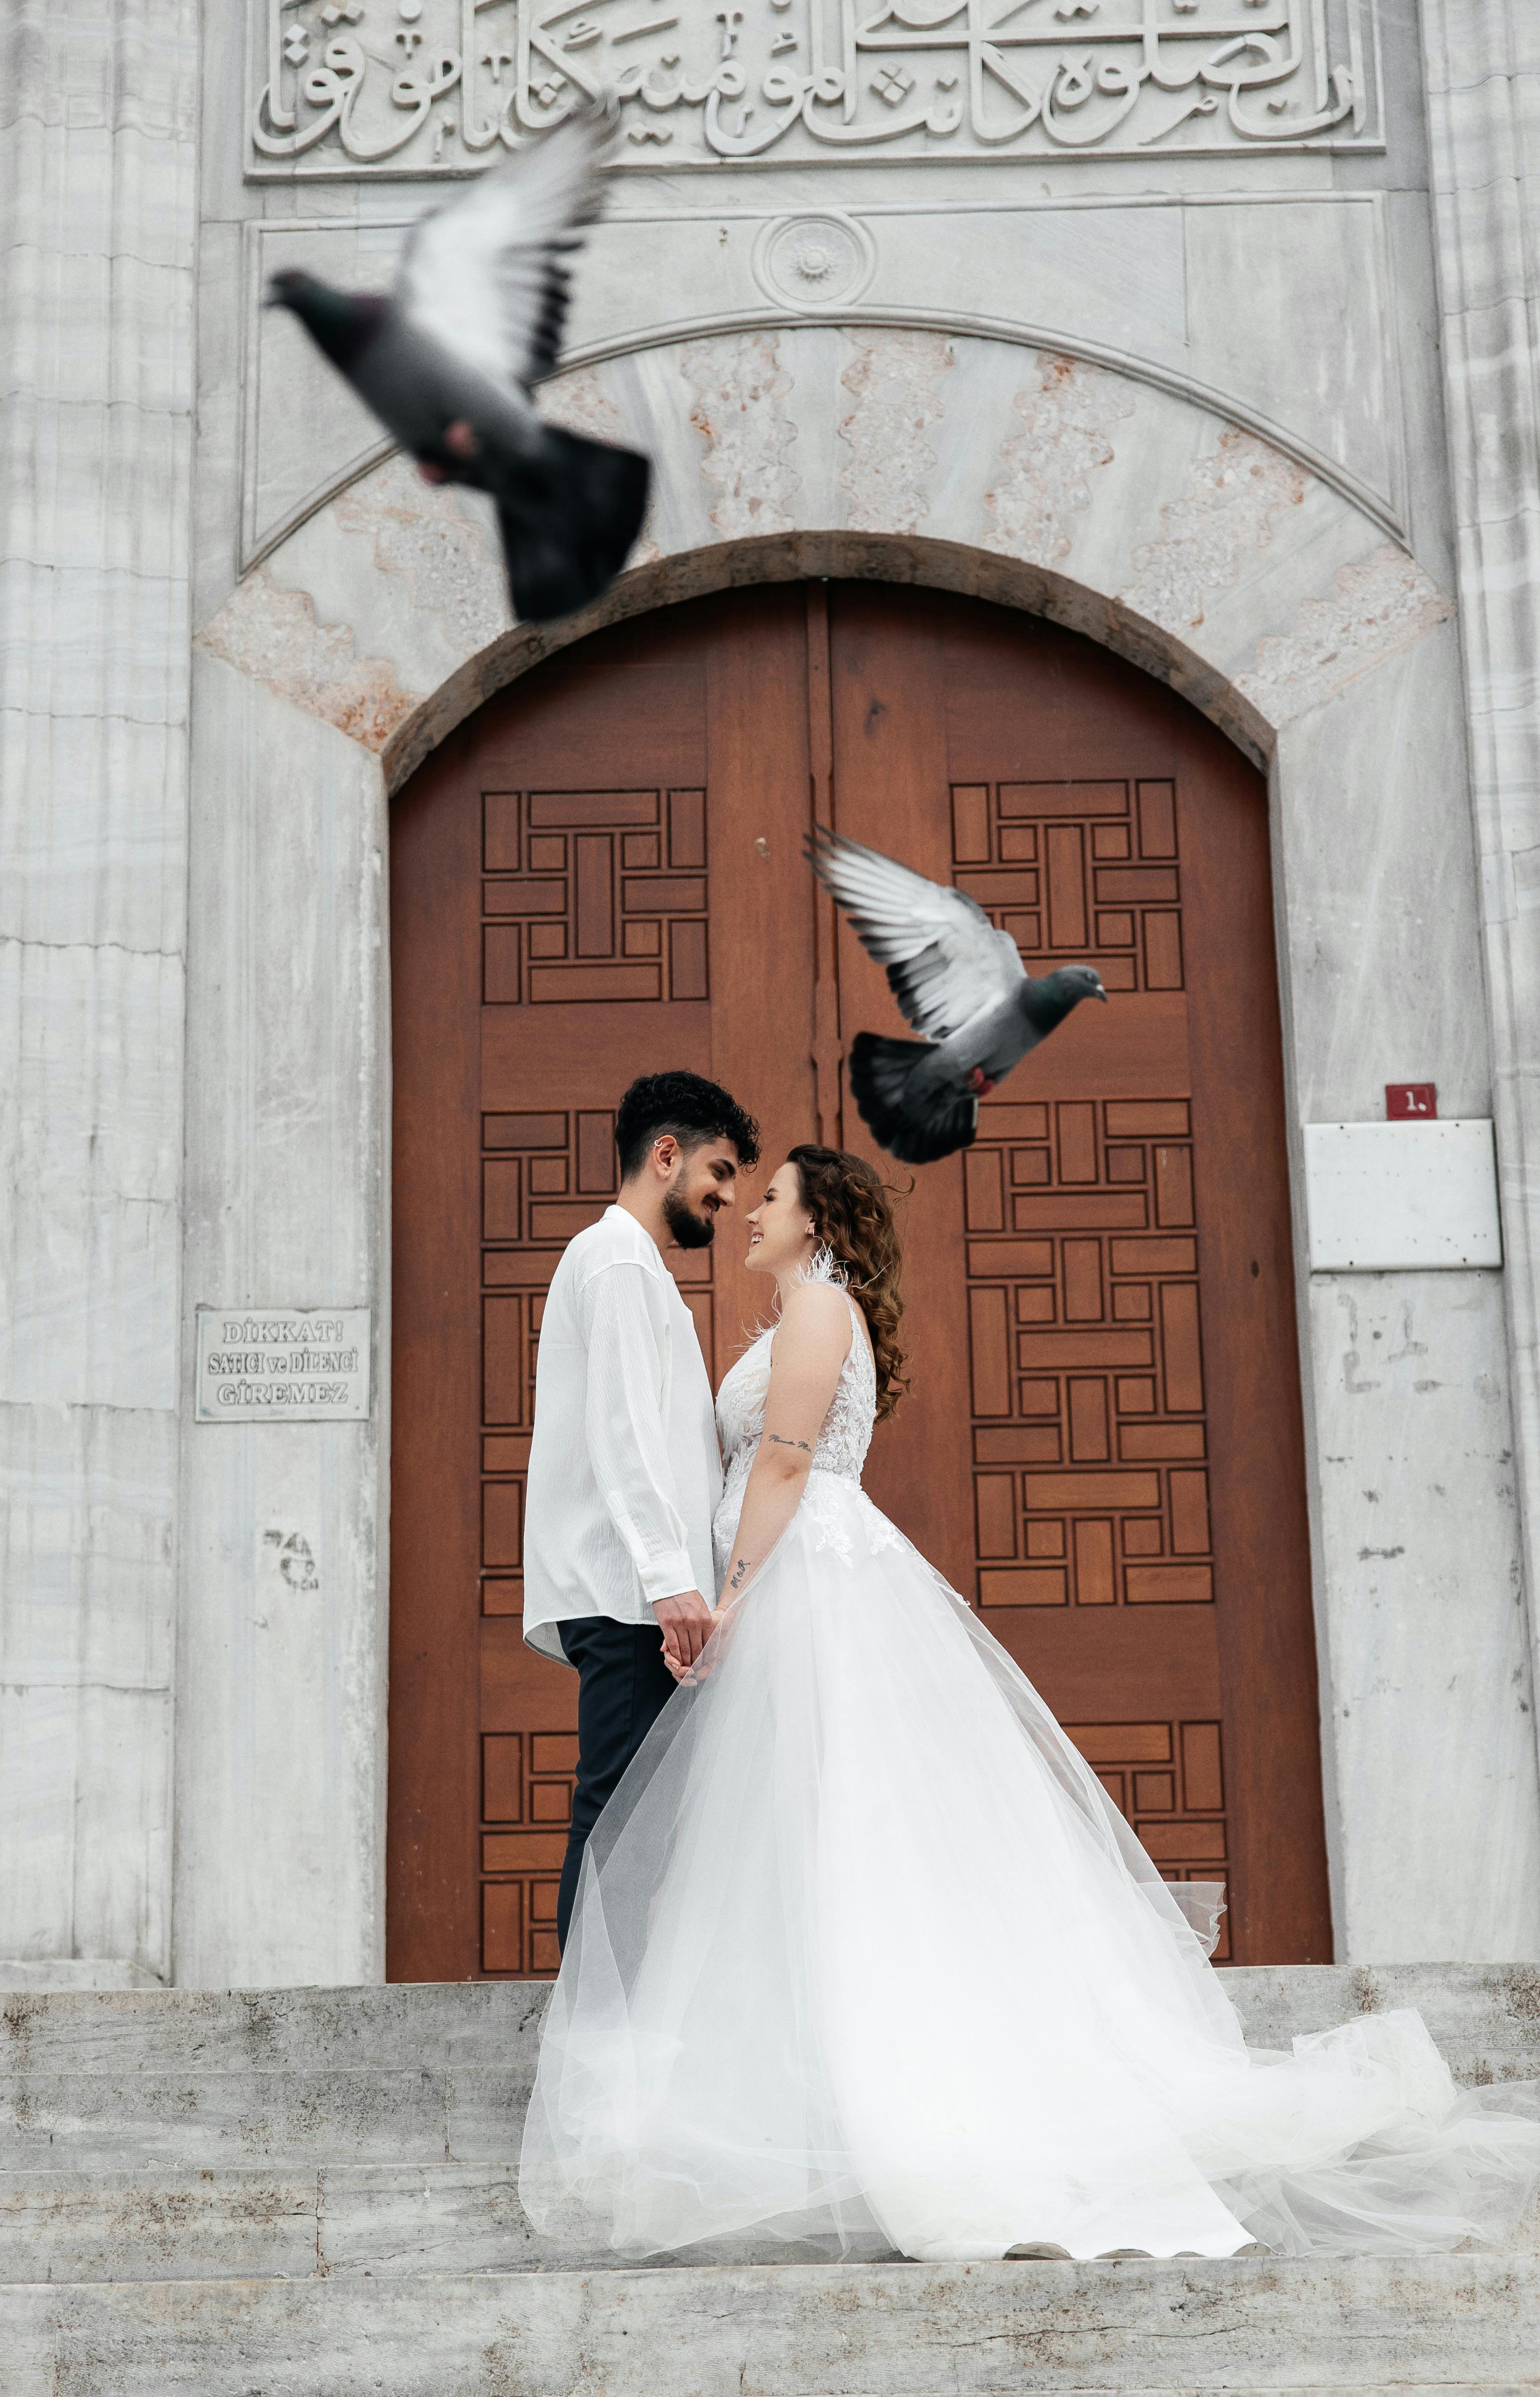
[1421,7,1540,1781]
[0,4,198,1986]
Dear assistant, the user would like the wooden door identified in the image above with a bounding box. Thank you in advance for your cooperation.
[390,588,819,1980]
[389,581,1331,1979]
[825,587,1330,1965]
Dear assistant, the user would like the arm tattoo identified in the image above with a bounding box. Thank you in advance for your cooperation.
[768,1433,813,1453]
[729,1558,749,1591]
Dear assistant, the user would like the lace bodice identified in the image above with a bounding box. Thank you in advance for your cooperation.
[716,1285,877,1500]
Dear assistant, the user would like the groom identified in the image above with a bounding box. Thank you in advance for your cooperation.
[523,1070,760,1949]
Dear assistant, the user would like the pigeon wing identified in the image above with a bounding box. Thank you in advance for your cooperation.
[808,828,1024,1043]
[395,106,614,394]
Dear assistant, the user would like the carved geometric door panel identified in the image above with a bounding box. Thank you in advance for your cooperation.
[828,586,1330,1964]
[390,581,1331,1980]
[389,590,817,1981]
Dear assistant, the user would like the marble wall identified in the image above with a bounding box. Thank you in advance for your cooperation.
[185,308,1540,1972]
[0,2,198,1987]
[8,0,1540,1986]
[174,661,390,1988]
[169,0,1540,1976]
[1419,0,1540,1855]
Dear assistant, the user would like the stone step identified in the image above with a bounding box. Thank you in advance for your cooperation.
[4,1965,1536,2082]
[0,1980,547,2078]
[0,2062,531,2172]
[2,2161,1534,2294]
[0,2163,532,2287]
[3,2158,1532,2293]
[0,2160,862,2285]
[0,1966,1533,2180]
[2,2254,1537,2397]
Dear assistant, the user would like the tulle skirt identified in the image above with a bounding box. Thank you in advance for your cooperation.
[518,1473,1540,2263]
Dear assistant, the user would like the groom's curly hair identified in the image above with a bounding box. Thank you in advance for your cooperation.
[787,1145,910,1422]
[614,1071,760,1181]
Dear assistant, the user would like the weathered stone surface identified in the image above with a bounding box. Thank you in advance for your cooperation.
[0,2166,323,2286]
[984,354,1136,570]
[5,1966,1535,2087]
[0,2157,896,2285]
[174,665,390,1993]
[837,330,953,535]
[28,1965,1540,2205]
[0,2062,546,2175]
[194,568,416,754]
[0,0,197,1993]
[0,2066,460,2171]
[1419,0,1540,1870]
[682,333,801,539]
[1222,1963,1540,2083]
[0,1973,1533,2395]
[0,1982,541,2076]
[4,2154,1532,2292]
[2,2254,1538,2396]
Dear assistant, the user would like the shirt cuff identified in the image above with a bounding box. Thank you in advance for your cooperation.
[638,1552,699,1606]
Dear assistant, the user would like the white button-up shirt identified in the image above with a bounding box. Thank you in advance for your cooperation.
[522,1204,722,1661]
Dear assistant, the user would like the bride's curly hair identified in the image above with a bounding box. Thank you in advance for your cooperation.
[787,1144,910,1422]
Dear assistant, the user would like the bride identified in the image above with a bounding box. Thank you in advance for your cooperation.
[519,1144,1540,2264]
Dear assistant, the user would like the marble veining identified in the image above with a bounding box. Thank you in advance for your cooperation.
[0,0,199,1986]
[1420,0,1540,1764]
[984,353,1136,571]
[1120,428,1310,637]
[333,458,509,662]
[1236,544,1454,726]
[196,569,417,755]
[837,329,951,537]
[683,334,800,540]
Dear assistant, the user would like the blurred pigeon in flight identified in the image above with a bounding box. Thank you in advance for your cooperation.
[807,826,1108,1164]
[266,104,649,625]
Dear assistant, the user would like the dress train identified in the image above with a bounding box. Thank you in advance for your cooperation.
[519,1298,1540,2263]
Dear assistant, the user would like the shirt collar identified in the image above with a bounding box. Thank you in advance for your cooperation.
[602,1202,665,1269]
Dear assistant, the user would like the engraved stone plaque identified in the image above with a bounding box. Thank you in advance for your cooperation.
[247,0,1384,179]
[195,1307,373,1422]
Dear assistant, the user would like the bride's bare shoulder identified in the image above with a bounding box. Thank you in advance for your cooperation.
[775,1279,854,1357]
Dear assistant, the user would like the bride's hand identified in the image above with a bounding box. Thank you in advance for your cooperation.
[668,1605,728,1684]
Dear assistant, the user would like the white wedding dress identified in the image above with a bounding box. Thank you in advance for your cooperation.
[519,1274,1540,2264]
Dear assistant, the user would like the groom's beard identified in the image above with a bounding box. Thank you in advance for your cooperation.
[663,1189,717,1250]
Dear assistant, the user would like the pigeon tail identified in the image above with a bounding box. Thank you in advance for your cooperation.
[495,428,650,623]
[848,1032,979,1165]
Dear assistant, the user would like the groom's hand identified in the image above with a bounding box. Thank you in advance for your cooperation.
[653,1589,713,1674]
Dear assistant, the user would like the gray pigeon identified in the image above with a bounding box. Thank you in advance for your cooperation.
[807,826,1108,1164]
[266,105,648,625]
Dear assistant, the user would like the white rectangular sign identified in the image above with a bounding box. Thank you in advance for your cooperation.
[195,1307,372,1422]
[1304,1121,1503,1272]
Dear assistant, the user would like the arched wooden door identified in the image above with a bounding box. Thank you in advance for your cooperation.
[389,582,1332,1980]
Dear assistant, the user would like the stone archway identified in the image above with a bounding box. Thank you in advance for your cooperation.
[185,327,1537,1987]
[198,326,1452,794]
[387,577,1332,1980]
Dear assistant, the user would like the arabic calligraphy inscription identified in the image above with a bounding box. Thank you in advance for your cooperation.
[248,0,1382,174]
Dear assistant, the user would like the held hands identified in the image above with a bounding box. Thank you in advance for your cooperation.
[662,1619,724,1683]
[652,1588,714,1678]
[661,1576,752,1686]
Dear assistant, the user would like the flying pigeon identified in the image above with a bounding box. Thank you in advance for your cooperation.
[807,826,1108,1164]
[266,104,649,625]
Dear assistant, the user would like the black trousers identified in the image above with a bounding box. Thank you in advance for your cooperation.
[556,1615,677,1950]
